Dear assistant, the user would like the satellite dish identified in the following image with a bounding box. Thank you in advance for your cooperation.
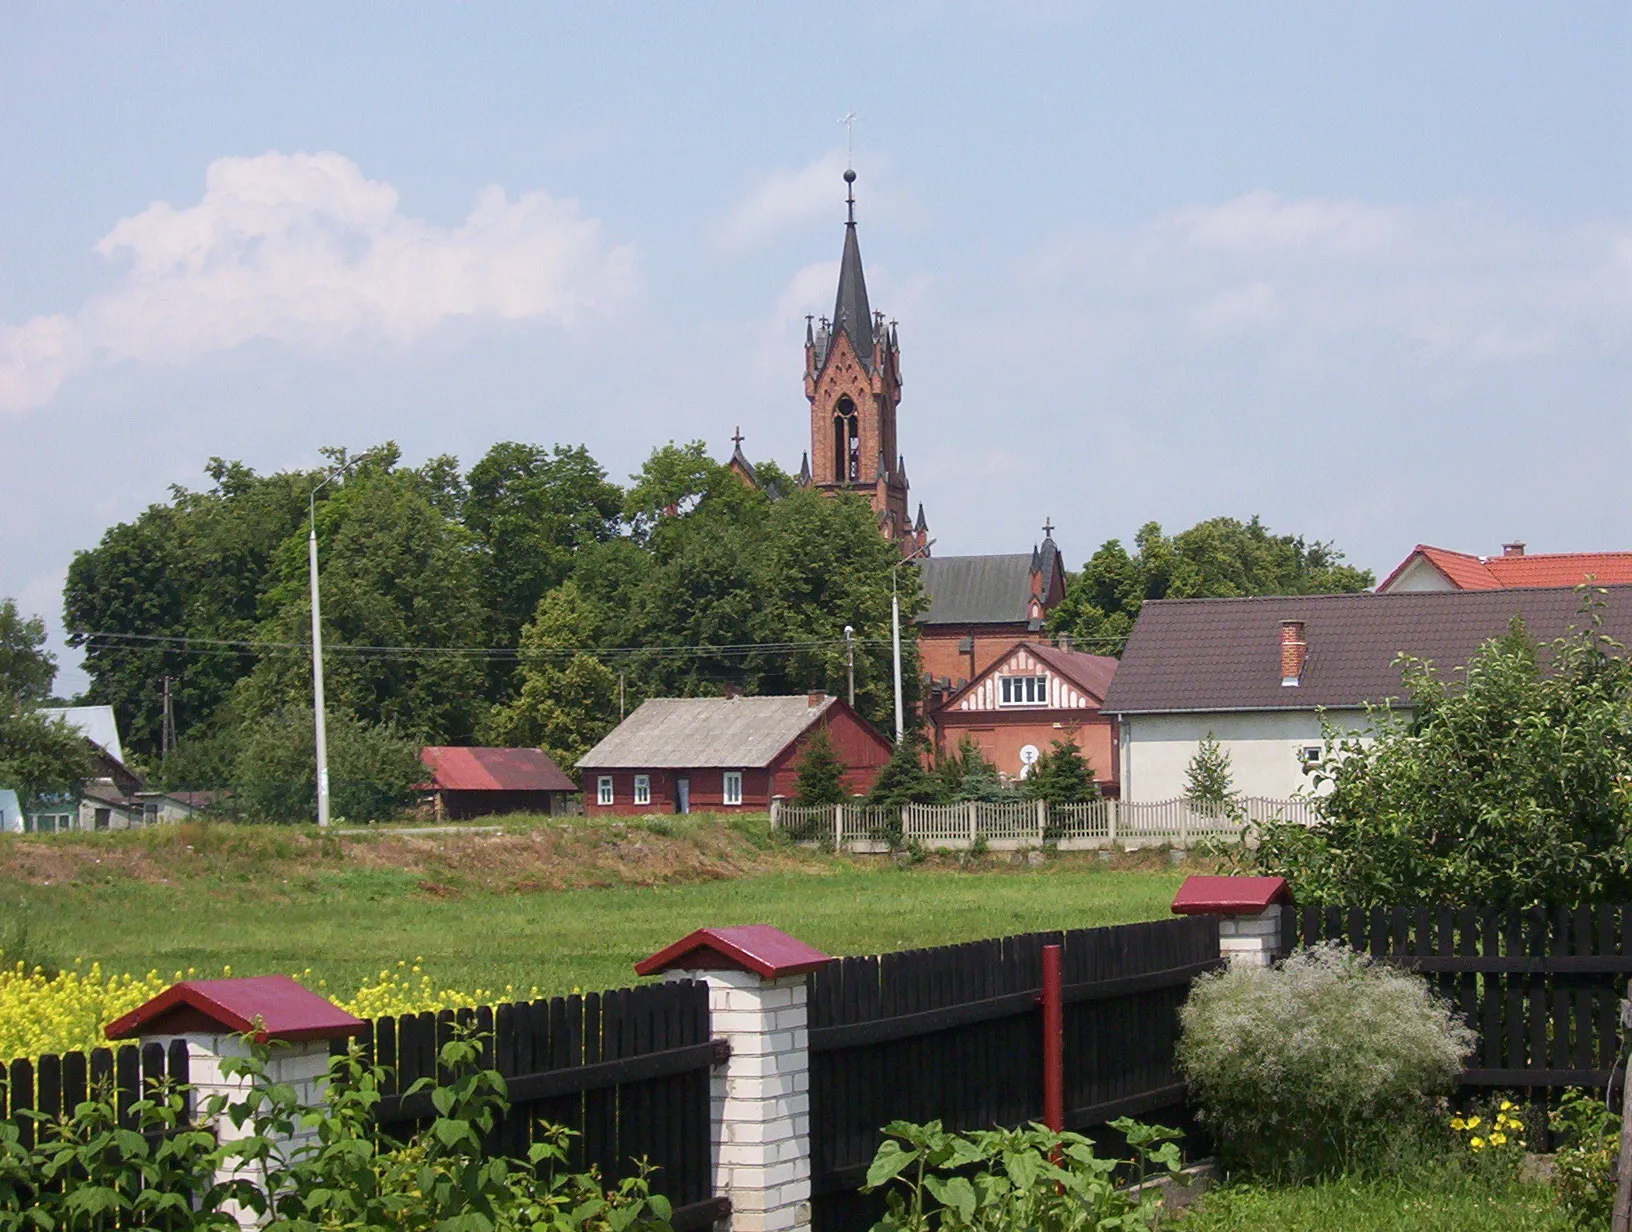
[1019,744,1040,765]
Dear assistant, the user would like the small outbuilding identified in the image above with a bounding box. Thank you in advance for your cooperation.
[419,746,578,820]
[576,692,892,816]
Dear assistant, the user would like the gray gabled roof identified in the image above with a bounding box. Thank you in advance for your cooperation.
[918,554,1037,625]
[40,705,124,764]
[1102,585,1632,715]
[577,695,836,770]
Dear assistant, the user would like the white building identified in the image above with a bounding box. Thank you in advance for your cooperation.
[1102,585,1632,803]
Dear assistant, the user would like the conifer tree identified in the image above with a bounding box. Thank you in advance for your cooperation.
[866,730,939,809]
[793,726,847,806]
[1024,737,1098,805]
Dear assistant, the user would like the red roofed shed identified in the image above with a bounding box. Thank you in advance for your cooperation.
[420,746,578,820]
[105,975,365,1044]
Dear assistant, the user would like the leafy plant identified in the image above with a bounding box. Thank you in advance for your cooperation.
[1255,602,1632,908]
[1550,1088,1618,1226]
[861,1116,1182,1232]
[793,726,848,807]
[1177,943,1474,1178]
[1181,734,1238,817]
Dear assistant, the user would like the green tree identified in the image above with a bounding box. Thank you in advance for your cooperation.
[1184,733,1238,807]
[1049,516,1374,653]
[463,442,623,659]
[479,582,620,775]
[241,460,488,742]
[0,706,92,801]
[1256,608,1632,907]
[233,706,423,824]
[0,599,56,703]
[866,730,941,809]
[793,726,848,806]
[1024,736,1099,805]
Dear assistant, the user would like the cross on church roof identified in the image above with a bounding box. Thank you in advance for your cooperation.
[1043,517,1055,538]
[732,426,745,448]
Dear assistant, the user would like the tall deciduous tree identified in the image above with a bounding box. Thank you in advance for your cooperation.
[0,599,56,703]
[0,708,91,802]
[1049,517,1373,654]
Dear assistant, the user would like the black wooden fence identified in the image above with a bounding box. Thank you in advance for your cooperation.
[353,980,724,1230]
[1290,905,1632,1099]
[806,916,1221,1232]
[2,1041,191,1148]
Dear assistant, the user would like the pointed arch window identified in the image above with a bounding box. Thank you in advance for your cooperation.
[833,396,860,483]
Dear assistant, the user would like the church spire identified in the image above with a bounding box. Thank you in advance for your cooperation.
[833,168,875,369]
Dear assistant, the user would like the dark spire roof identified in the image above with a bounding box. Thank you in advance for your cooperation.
[833,169,875,371]
[798,452,812,486]
[914,503,928,533]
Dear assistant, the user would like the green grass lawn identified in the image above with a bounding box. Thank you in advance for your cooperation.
[1174,1169,1573,1231]
[0,817,1192,999]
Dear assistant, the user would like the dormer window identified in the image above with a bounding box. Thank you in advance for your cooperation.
[999,675,1049,706]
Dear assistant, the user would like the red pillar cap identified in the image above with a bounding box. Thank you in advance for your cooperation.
[1171,875,1291,916]
[105,975,367,1044]
[637,925,832,979]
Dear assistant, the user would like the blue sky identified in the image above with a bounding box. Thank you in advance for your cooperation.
[4,3,1630,692]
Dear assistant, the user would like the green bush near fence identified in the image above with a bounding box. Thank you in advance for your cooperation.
[1176,944,1475,1179]
[0,1033,673,1232]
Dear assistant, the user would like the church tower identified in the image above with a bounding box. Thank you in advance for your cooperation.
[801,169,918,548]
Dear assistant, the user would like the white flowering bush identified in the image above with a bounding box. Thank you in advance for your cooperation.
[1176,942,1475,1177]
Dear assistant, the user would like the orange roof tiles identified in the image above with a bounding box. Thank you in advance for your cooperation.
[1379,545,1632,593]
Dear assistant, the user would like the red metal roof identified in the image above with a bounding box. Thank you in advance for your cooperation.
[420,746,576,793]
[1171,875,1290,916]
[104,975,367,1043]
[636,925,833,979]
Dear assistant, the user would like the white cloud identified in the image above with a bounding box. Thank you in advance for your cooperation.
[0,151,638,413]
[1020,190,1632,363]
[715,149,857,252]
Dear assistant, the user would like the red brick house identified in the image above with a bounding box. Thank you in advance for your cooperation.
[419,746,578,819]
[929,641,1121,796]
[576,692,892,815]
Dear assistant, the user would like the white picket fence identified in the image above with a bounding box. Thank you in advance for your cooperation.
[769,795,1321,852]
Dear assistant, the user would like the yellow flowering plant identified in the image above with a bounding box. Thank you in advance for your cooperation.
[1449,1099,1527,1176]
[0,954,543,1062]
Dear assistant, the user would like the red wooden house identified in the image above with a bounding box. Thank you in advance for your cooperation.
[576,692,892,816]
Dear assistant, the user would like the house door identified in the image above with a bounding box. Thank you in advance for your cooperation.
[675,777,690,815]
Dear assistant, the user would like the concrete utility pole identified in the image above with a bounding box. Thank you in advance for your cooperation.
[891,539,935,744]
[843,625,855,708]
[308,451,374,827]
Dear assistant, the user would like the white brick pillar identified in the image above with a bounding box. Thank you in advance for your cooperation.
[164,1033,334,1229]
[1171,875,1291,969]
[1217,904,1285,967]
[636,925,831,1232]
[103,974,367,1231]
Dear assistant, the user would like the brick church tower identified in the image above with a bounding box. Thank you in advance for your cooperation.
[798,169,926,551]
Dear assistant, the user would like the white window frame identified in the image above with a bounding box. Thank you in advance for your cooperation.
[722,771,743,807]
[1299,744,1323,768]
[597,776,614,806]
[998,674,1049,707]
[634,774,651,806]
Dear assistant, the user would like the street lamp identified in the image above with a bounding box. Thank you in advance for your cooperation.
[308,452,374,827]
[891,538,936,744]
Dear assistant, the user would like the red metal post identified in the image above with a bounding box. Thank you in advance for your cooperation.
[1042,943,1063,1132]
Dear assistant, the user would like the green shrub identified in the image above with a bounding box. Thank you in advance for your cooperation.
[793,726,847,806]
[1176,943,1474,1178]
[1551,1089,1618,1226]
[862,1116,1182,1232]
[233,705,424,823]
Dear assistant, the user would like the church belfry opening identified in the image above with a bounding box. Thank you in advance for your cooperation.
[802,168,925,552]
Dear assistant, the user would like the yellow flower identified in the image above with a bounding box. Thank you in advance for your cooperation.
[1469,1137,1485,1151]
[1450,1117,1467,1131]
[1465,1116,1481,1130]
[1500,1100,1514,1111]
[1489,1132,1507,1146]
[1505,1117,1523,1131]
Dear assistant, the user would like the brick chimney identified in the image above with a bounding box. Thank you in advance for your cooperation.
[1280,620,1307,687]
[1502,541,1526,557]
[807,690,826,708]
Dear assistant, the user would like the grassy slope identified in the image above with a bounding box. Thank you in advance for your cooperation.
[0,815,1194,999]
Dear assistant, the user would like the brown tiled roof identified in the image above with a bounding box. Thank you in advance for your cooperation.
[1101,585,1632,715]
[1024,643,1120,702]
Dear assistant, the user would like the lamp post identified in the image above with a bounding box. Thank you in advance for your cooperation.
[843,625,855,707]
[308,452,372,827]
[891,538,935,744]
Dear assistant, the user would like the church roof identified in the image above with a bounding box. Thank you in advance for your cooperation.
[917,554,1038,626]
[832,179,875,371]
